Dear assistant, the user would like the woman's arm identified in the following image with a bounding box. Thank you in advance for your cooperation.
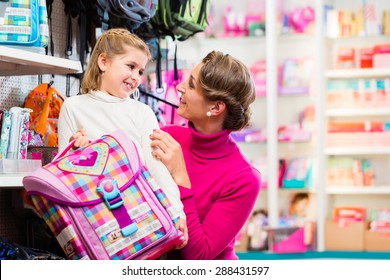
[149,129,191,189]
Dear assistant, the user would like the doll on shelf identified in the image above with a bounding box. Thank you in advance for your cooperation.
[288,192,315,247]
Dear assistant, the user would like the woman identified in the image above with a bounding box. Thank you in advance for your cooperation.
[150,50,261,259]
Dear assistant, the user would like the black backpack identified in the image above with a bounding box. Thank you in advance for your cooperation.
[62,0,99,77]
[97,0,158,32]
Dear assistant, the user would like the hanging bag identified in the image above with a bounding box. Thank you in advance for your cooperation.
[0,0,49,49]
[23,130,184,260]
[24,82,64,147]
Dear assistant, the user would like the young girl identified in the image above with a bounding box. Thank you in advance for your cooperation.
[57,28,187,246]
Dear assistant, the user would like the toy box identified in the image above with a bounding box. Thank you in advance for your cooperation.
[267,227,307,253]
[325,219,365,251]
[365,229,390,251]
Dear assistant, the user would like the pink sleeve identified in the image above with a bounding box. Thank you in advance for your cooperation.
[178,168,261,259]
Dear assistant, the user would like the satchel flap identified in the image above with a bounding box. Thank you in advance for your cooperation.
[23,130,141,205]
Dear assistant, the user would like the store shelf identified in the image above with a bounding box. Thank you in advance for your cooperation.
[327,186,390,194]
[0,174,24,188]
[325,147,390,155]
[261,188,316,193]
[326,108,390,117]
[325,68,390,79]
[0,46,82,76]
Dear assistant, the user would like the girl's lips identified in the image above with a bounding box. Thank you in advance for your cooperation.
[124,81,135,90]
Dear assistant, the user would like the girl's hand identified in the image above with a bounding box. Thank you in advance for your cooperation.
[69,128,89,149]
[176,218,188,250]
[150,129,191,189]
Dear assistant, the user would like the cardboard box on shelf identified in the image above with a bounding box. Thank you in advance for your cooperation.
[325,220,365,251]
[365,229,390,252]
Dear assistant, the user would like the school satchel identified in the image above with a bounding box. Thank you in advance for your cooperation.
[23,130,184,260]
[24,82,64,147]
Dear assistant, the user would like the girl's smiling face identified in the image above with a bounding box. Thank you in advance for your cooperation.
[98,45,148,99]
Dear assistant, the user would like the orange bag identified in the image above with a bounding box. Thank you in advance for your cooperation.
[24,82,64,147]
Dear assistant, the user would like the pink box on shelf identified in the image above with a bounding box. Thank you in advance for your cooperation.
[267,227,307,253]
[373,53,390,68]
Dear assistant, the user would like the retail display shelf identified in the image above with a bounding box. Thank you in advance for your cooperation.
[324,147,390,155]
[260,188,315,193]
[326,34,390,42]
[191,33,313,46]
[326,108,390,117]
[327,186,390,194]
[237,251,390,260]
[189,36,262,47]
[279,187,316,193]
[237,140,312,145]
[325,68,390,79]
[0,174,24,188]
[0,46,82,76]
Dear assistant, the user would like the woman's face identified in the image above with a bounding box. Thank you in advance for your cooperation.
[99,45,148,99]
[176,63,211,123]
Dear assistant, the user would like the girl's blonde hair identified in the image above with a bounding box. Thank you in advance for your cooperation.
[199,51,256,131]
[81,28,152,94]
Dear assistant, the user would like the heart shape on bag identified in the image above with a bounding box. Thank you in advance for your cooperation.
[58,143,109,175]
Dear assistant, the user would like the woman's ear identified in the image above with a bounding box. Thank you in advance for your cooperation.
[210,101,226,116]
[97,53,107,72]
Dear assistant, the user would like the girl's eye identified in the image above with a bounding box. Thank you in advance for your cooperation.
[127,64,135,70]
[139,70,144,76]
[189,81,195,89]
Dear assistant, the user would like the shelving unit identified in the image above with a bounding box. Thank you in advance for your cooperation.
[326,108,390,117]
[317,0,390,254]
[0,48,82,189]
[326,68,390,79]
[327,186,390,194]
[0,174,24,188]
[325,147,390,155]
[177,0,320,254]
[0,46,82,76]
[182,0,390,256]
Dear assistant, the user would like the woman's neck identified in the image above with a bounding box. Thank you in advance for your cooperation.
[191,118,224,135]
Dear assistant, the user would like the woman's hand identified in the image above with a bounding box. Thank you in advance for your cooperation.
[176,218,188,250]
[69,128,89,149]
[150,129,191,189]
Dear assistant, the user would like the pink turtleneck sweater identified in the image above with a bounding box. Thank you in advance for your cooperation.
[163,123,261,260]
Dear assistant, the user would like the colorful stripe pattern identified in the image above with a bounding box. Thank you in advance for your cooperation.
[0,0,49,47]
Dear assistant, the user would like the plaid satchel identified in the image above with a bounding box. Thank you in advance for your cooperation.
[23,130,184,260]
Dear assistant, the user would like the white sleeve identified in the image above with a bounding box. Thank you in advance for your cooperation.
[58,99,77,153]
[138,105,185,220]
